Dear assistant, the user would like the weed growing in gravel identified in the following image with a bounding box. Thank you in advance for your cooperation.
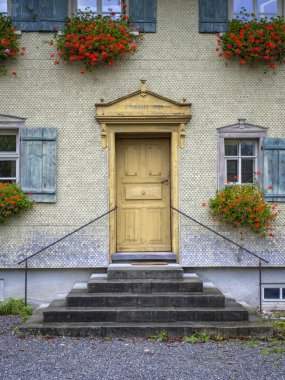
[244,340,261,348]
[183,332,210,343]
[0,298,33,322]
[150,330,168,342]
[273,321,285,340]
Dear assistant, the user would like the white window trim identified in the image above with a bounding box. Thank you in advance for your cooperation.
[225,140,258,185]
[262,284,285,301]
[0,115,26,184]
[228,0,285,19]
[69,0,126,17]
[0,129,19,182]
[217,119,268,190]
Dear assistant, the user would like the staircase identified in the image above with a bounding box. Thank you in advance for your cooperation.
[21,263,272,338]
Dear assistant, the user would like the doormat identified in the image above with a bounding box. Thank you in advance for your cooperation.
[131,262,168,266]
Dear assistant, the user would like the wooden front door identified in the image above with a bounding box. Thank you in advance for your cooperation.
[116,138,171,252]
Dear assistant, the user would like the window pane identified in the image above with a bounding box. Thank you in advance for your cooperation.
[258,0,277,14]
[241,159,254,183]
[282,288,285,299]
[234,0,253,14]
[0,135,16,152]
[264,288,280,299]
[0,161,16,177]
[227,160,238,182]
[102,0,121,13]
[225,141,238,156]
[0,0,7,13]
[77,0,97,13]
[241,142,255,156]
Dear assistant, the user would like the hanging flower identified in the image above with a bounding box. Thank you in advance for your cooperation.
[0,14,20,75]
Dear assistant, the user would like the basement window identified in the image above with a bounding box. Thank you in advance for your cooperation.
[263,285,285,300]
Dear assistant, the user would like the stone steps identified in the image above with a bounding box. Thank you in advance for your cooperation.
[88,274,203,293]
[43,304,248,323]
[20,264,273,338]
[111,252,177,263]
[66,290,225,308]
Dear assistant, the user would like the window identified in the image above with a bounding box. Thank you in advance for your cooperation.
[263,285,285,300]
[232,0,283,19]
[217,119,268,189]
[75,0,122,17]
[0,0,7,15]
[225,140,257,184]
[0,130,19,183]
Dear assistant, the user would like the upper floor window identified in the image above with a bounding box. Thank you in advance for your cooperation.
[0,130,19,183]
[233,0,282,19]
[225,140,257,184]
[0,0,7,15]
[76,0,122,17]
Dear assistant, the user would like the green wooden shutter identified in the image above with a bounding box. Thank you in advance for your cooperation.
[39,0,68,31]
[263,138,285,202]
[199,0,228,33]
[20,128,57,203]
[129,0,157,33]
[12,0,40,31]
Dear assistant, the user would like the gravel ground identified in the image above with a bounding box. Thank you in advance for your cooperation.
[0,316,285,380]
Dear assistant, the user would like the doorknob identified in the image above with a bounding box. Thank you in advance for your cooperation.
[161,179,169,184]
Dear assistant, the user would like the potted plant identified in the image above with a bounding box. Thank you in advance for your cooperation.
[0,14,21,75]
[53,6,141,72]
[0,183,34,224]
[216,11,285,70]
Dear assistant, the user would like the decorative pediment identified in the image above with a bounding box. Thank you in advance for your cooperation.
[218,119,268,136]
[95,80,191,148]
[0,114,26,128]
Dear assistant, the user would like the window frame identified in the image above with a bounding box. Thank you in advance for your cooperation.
[0,129,19,182]
[217,120,268,190]
[229,0,285,19]
[262,284,285,301]
[225,139,258,185]
[69,0,125,17]
[0,115,26,184]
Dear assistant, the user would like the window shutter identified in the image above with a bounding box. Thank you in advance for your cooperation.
[199,0,228,33]
[20,128,57,203]
[38,0,68,32]
[263,138,285,202]
[129,0,157,33]
[12,0,40,31]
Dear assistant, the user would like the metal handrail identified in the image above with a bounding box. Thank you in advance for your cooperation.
[171,206,269,312]
[18,206,117,305]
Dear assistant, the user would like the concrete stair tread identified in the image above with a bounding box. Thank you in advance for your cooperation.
[89,277,202,283]
[68,291,223,297]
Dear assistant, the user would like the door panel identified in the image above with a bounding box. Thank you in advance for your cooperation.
[117,138,171,252]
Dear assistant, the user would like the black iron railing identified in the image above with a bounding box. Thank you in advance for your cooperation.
[18,207,117,305]
[171,206,269,313]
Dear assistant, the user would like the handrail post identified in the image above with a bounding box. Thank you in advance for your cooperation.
[259,259,262,314]
[24,260,28,306]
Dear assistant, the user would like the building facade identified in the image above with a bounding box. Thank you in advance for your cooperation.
[0,0,285,310]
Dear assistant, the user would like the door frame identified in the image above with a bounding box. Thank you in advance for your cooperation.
[108,125,180,262]
[95,80,191,262]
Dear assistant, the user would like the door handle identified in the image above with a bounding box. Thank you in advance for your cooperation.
[161,179,169,184]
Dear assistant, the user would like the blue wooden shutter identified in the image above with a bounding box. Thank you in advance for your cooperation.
[20,128,57,203]
[129,0,157,33]
[199,0,228,33]
[39,0,68,31]
[263,138,285,202]
[12,0,40,31]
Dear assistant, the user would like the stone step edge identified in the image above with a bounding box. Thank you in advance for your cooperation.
[19,321,273,338]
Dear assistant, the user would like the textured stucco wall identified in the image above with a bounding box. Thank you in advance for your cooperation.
[0,0,285,270]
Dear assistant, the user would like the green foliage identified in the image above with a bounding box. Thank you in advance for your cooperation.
[209,183,278,236]
[273,321,285,340]
[54,8,141,72]
[0,182,34,224]
[0,14,20,74]
[183,332,210,343]
[0,298,33,322]
[150,330,168,342]
[216,10,285,70]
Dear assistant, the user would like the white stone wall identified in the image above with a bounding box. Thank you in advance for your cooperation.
[0,0,285,269]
